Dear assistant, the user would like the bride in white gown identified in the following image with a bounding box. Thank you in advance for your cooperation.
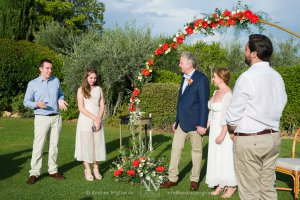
[205,68,237,198]
[75,68,106,181]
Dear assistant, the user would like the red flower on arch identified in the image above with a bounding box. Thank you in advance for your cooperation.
[142,68,150,76]
[128,104,136,112]
[223,9,231,17]
[176,35,185,44]
[250,15,259,23]
[162,43,169,51]
[148,59,154,66]
[194,19,203,27]
[186,26,194,34]
[132,88,140,97]
[244,10,253,19]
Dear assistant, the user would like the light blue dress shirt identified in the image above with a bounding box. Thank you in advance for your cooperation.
[23,76,64,115]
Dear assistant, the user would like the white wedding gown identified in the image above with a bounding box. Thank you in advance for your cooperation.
[75,86,106,163]
[205,92,237,188]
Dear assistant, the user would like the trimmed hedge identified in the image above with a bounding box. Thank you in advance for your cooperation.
[277,65,300,131]
[139,83,179,131]
[152,69,181,84]
[0,39,63,111]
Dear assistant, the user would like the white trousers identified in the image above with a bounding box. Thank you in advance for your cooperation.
[29,115,62,176]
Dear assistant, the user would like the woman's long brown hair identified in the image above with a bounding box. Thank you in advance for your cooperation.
[81,68,98,98]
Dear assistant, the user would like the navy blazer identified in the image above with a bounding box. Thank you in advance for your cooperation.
[175,70,210,132]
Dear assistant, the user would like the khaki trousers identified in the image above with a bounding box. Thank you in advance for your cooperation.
[29,115,62,176]
[234,132,281,200]
[168,125,203,182]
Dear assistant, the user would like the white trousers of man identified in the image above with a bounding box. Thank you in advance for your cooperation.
[29,115,62,176]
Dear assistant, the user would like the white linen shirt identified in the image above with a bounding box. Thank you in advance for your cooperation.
[226,61,287,133]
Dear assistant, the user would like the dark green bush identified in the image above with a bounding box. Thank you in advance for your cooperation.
[277,65,300,131]
[0,39,63,111]
[60,94,79,120]
[139,83,179,131]
[11,93,34,118]
[152,70,181,84]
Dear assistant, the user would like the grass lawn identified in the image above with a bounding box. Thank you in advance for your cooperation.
[0,118,297,200]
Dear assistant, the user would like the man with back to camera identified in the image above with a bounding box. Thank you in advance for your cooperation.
[226,34,287,199]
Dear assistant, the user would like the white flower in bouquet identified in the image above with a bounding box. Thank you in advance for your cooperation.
[158,176,163,180]
[139,173,143,177]
[146,176,151,181]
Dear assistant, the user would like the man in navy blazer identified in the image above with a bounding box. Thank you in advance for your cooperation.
[161,52,209,191]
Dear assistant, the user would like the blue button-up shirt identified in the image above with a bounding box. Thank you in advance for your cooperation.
[23,76,64,115]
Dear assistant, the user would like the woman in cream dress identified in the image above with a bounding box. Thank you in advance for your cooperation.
[205,68,237,198]
[75,68,106,181]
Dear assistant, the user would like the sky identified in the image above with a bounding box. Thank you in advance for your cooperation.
[101,0,300,45]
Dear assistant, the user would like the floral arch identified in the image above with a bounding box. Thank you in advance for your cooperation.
[112,4,300,185]
[128,4,300,125]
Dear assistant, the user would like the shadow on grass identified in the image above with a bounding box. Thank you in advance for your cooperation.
[177,142,208,184]
[57,136,132,176]
[0,149,32,180]
[276,171,294,197]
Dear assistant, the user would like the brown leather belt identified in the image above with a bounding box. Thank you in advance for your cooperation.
[235,129,277,136]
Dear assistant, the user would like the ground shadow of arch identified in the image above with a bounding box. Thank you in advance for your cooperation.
[0,149,32,180]
[177,142,208,184]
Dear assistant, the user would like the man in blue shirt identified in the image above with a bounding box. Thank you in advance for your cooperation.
[24,59,68,184]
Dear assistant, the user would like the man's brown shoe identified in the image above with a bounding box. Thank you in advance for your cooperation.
[160,180,177,188]
[190,181,199,191]
[27,176,37,184]
[49,172,65,180]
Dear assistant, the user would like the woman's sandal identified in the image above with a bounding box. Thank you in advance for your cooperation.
[84,169,94,181]
[211,186,226,195]
[221,187,237,198]
[93,168,103,180]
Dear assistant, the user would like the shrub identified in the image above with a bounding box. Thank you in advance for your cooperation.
[60,94,79,120]
[11,93,34,118]
[139,83,179,131]
[277,65,300,132]
[0,39,63,111]
[152,70,181,84]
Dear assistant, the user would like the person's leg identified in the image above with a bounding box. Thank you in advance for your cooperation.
[48,115,62,174]
[260,132,280,200]
[93,161,102,179]
[29,115,51,177]
[168,125,188,182]
[189,131,203,182]
[83,161,94,181]
[234,135,261,200]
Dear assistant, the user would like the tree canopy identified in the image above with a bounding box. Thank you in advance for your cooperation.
[0,0,105,40]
